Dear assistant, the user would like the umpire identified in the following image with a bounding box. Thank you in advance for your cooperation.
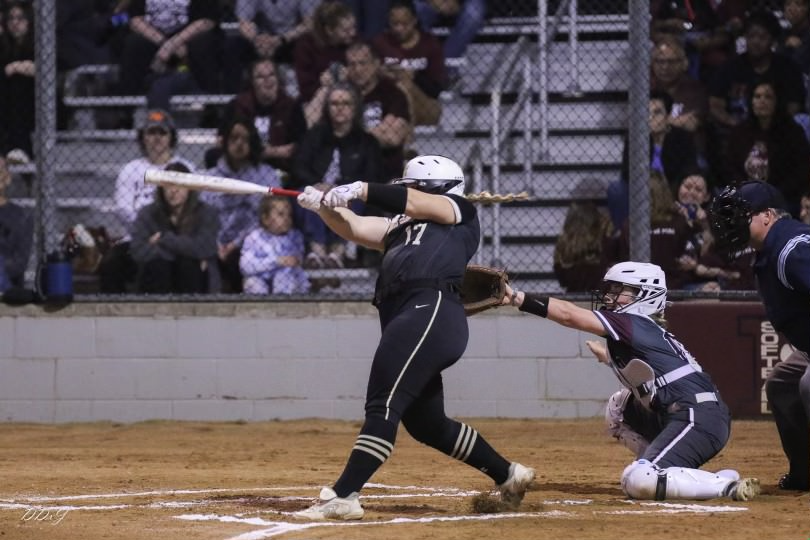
[711,180,810,491]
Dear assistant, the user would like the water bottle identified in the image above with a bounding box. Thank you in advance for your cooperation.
[37,251,74,304]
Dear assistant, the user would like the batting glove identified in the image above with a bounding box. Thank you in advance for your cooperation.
[323,181,363,208]
[297,186,324,211]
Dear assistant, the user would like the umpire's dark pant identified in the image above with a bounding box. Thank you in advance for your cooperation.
[766,349,810,487]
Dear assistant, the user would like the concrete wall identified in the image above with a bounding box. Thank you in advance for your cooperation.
[0,302,617,423]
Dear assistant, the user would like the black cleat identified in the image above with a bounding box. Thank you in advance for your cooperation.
[777,473,809,491]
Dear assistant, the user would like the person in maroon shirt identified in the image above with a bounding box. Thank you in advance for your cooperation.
[346,42,411,180]
[553,201,613,293]
[723,80,810,217]
[372,0,446,125]
[293,0,357,103]
[209,59,306,174]
[651,37,710,141]
[606,172,696,290]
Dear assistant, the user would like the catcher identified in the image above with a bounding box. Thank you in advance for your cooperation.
[293,154,535,520]
[501,261,760,502]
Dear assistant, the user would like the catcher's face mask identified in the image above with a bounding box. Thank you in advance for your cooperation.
[592,281,639,312]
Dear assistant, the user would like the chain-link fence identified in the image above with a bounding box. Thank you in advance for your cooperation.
[8,0,647,301]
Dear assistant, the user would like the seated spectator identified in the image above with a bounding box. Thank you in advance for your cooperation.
[413,0,485,80]
[293,0,357,104]
[723,80,810,217]
[650,0,746,83]
[553,201,613,293]
[208,59,307,173]
[290,82,383,268]
[607,90,699,229]
[99,109,196,293]
[651,36,710,171]
[671,173,732,291]
[240,196,310,294]
[607,172,695,290]
[0,2,35,163]
[0,156,32,291]
[341,0,391,39]
[203,117,282,292]
[117,0,221,105]
[222,0,319,93]
[674,172,712,228]
[56,0,115,71]
[345,41,411,180]
[779,0,810,79]
[707,8,806,177]
[373,0,447,126]
[130,162,220,294]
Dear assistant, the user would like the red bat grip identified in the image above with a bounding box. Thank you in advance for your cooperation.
[269,187,302,197]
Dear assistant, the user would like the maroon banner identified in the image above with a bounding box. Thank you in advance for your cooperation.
[667,301,795,418]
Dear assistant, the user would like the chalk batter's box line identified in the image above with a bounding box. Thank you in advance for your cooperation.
[0,485,750,540]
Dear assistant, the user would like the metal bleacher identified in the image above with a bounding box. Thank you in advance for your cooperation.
[32,12,630,295]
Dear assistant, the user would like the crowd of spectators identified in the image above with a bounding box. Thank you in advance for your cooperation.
[556,1,810,294]
[3,1,810,296]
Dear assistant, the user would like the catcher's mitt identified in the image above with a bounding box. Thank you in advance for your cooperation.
[459,264,509,316]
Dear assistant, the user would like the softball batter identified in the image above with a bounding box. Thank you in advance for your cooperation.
[293,154,535,520]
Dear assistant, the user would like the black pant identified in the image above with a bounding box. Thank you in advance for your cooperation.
[137,257,207,294]
[98,242,137,293]
[218,248,243,293]
[118,29,222,95]
[766,349,810,487]
[0,74,34,156]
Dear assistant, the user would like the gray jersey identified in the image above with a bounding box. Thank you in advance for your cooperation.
[595,310,721,410]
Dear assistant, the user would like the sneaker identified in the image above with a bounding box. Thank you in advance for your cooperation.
[728,477,760,501]
[497,462,535,509]
[324,252,345,269]
[304,252,325,269]
[6,148,30,165]
[294,487,364,520]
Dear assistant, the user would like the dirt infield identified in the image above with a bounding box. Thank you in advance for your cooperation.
[0,418,806,540]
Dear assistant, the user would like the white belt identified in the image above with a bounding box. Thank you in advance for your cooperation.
[655,364,700,389]
[695,392,718,403]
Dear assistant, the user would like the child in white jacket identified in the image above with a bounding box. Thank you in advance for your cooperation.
[239,197,310,294]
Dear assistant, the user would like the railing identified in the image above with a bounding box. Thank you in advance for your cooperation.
[484,0,593,266]
[538,0,585,161]
[487,35,532,266]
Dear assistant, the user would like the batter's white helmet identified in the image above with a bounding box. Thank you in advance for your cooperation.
[594,262,668,317]
[392,154,465,196]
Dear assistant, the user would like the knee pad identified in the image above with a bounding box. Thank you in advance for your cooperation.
[621,459,666,500]
[605,389,631,433]
[606,389,649,457]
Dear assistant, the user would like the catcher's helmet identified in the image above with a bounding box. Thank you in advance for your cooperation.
[593,262,667,317]
[709,181,786,256]
[392,155,465,196]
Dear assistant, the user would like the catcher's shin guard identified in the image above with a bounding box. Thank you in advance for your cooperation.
[621,460,745,500]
